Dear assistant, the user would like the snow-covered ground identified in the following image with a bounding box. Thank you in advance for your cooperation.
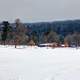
[0,45,80,80]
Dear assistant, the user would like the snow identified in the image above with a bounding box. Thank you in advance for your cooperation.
[0,45,80,80]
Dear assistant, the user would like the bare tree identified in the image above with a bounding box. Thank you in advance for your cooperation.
[64,32,80,47]
[47,31,60,43]
[14,18,27,48]
[64,34,73,47]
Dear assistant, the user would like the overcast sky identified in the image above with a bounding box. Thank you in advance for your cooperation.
[0,0,80,22]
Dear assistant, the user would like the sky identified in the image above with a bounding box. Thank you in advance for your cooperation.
[0,0,80,22]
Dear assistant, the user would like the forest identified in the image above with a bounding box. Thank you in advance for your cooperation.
[0,19,80,47]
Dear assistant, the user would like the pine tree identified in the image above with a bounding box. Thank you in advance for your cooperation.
[1,21,10,45]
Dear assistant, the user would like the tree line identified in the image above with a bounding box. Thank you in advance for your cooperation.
[0,19,80,47]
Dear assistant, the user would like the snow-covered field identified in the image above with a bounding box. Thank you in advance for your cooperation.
[0,45,80,80]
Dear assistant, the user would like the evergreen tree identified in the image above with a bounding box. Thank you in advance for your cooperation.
[1,21,10,45]
[30,31,38,45]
